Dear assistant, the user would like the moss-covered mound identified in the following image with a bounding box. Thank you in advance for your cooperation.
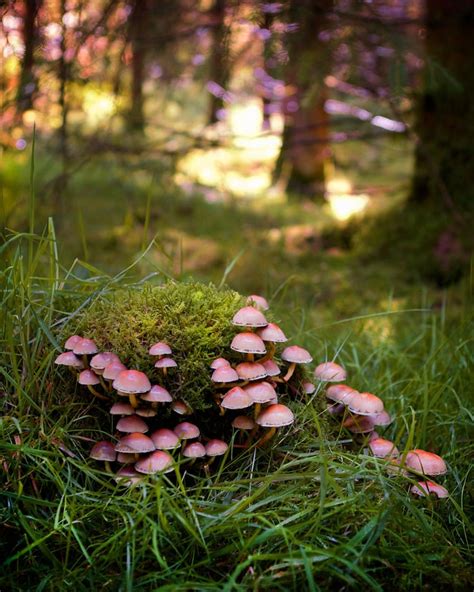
[68,281,249,411]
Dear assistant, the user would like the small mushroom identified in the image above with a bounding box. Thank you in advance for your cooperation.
[78,369,108,401]
[210,357,231,370]
[221,386,253,411]
[154,357,177,377]
[171,400,192,415]
[347,392,384,416]
[230,332,266,357]
[149,341,172,357]
[235,362,267,382]
[103,361,127,382]
[257,323,288,362]
[405,449,447,477]
[64,335,83,350]
[326,384,357,405]
[72,338,98,367]
[174,422,200,440]
[113,369,151,409]
[110,401,135,416]
[182,442,206,462]
[281,346,312,382]
[141,384,173,404]
[262,359,281,377]
[368,438,399,459]
[232,306,268,328]
[314,362,346,382]
[303,381,316,394]
[115,433,155,458]
[246,294,269,311]
[135,407,157,418]
[135,451,174,475]
[116,414,149,434]
[410,481,449,499]
[115,466,142,486]
[151,429,180,450]
[255,403,294,446]
[54,351,84,372]
[90,441,116,473]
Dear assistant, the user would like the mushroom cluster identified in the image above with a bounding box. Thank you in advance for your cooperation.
[55,336,229,484]
[316,362,449,499]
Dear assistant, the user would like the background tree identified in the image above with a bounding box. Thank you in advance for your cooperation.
[16,0,42,116]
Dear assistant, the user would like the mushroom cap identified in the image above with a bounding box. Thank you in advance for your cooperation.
[232,415,256,430]
[243,381,276,404]
[110,401,135,415]
[368,438,399,458]
[221,386,253,410]
[151,428,180,450]
[116,414,149,434]
[64,335,83,350]
[113,370,151,394]
[262,359,281,376]
[102,361,127,380]
[303,381,316,394]
[90,440,116,462]
[314,362,347,382]
[154,357,177,369]
[182,442,206,459]
[230,332,266,354]
[171,400,192,415]
[135,450,174,474]
[405,450,447,476]
[205,439,228,457]
[342,415,375,433]
[90,352,120,373]
[54,351,83,368]
[370,410,392,427]
[235,362,267,381]
[174,422,200,440]
[115,433,155,453]
[348,392,384,416]
[78,369,101,386]
[211,365,239,383]
[135,407,157,417]
[281,345,312,364]
[72,338,98,355]
[149,341,172,356]
[410,481,449,499]
[210,357,231,370]
[141,384,172,403]
[115,466,142,485]
[232,306,268,328]
[257,323,288,343]
[326,384,357,404]
[256,404,294,428]
[246,294,269,311]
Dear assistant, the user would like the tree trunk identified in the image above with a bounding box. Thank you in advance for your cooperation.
[411,0,474,211]
[208,0,228,125]
[128,0,148,133]
[17,0,41,116]
[275,0,333,199]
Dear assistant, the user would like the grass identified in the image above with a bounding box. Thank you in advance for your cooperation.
[0,217,473,591]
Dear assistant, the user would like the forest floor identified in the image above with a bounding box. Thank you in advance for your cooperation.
[0,145,473,590]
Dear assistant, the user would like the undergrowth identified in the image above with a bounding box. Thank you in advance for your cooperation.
[0,219,473,591]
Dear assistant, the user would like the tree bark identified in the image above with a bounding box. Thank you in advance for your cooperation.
[208,0,228,125]
[275,0,333,199]
[17,0,42,115]
[128,0,148,133]
[411,0,474,211]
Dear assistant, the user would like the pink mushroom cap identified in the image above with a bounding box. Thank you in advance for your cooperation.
[405,449,447,476]
[246,294,269,311]
[151,428,180,450]
[243,381,277,403]
[368,438,399,458]
[232,415,256,430]
[115,433,155,453]
[211,365,239,383]
[135,450,174,474]
[103,361,127,380]
[174,422,200,440]
[72,338,98,355]
[90,352,120,373]
[232,306,268,328]
[281,345,312,364]
[154,357,177,369]
[78,369,101,386]
[410,481,449,499]
[54,351,83,368]
[256,404,295,427]
[235,362,267,381]
[116,414,149,434]
[326,384,357,404]
[230,332,266,355]
[90,441,117,462]
[210,357,231,370]
[110,401,135,415]
[148,341,172,356]
[64,335,83,350]
[205,439,228,457]
[262,359,281,376]
[221,386,253,410]
[141,384,173,403]
[314,362,347,382]
[182,442,206,459]
[347,392,384,416]
[257,323,288,343]
[113,370,151,394]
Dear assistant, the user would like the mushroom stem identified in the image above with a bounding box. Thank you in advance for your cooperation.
[244,426,258,448]
[215,380,249,389]
[104,461,113,474]
[246,353,255,362]
[129,394,139,409]
[86,385,109,401]
[258,342,275,364]
[256,427,277,447]
[283,362,296,382]
[219,405,226,416]
[254,403,261,420]
[162,368,168,378]
[81,354,89,369]
[99,375,110,392]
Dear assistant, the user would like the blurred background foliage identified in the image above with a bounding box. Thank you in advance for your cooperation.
[0,0,473,313]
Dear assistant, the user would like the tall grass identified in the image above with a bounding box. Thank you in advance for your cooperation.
[0,215,473,590]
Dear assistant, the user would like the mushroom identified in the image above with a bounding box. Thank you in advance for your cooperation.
[116,414,149,434]
[281,346,313,382]
[246,294,269,310]
[110,401,135,416]
[405,450,447,477]
[171,400,192,415]
[117,452,137,464]
[368,438,399,459]
[154,356,177,377]
[78,369,108,401]
[149,341,172,357]
[347,392,384,416]
[90,352,120,376]
[211,365,240,387]
[232,306,268,328]
[115,466,142,486]
[342,415,376,434]
[235,362,267,382]
[141,384,173,405]
[182,442,206,462]
[314,362,347,382]
[115,433,155,461]
[221,386,253,411]
[135,450,174,475]
[370,410,392,427]
[230,332,266,359]
[204,439,228,472]
[151,428,180,450]
[410,481,449,499]
[243,381,277,419]
[174,422,200,441]
[326,384,357,406]
[64,335,83,350]
[210,357,231,370]
[303,381,316,394]
[72,338,98,367]
[54,351,84,372]
[256,323,288,362]
[90,441,116,473]
[103,361,127,387]
[262,359,281,377]
[255,403,295,446]
[112,369,151,409]
[135,407,157,417]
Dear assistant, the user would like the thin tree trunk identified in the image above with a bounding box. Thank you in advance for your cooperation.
[17,0,41,116]
[128,0,148,133]
[208,0,228,124]
[275,0,333,199]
